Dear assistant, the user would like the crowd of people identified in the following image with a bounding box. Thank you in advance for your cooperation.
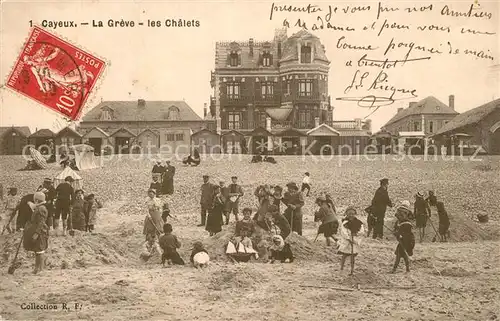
[2,158,452,276]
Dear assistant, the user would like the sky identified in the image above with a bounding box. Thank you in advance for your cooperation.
[0,0,499,133]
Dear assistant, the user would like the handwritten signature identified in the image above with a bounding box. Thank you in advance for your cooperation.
[337,70,418,116]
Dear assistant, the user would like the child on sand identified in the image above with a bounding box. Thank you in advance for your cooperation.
[140,233,162,262]
[391,204,415,273]
[338,207,364,275]
[301,172,311,196]
[314,196,339,246]
[436,201,450,242]
[3,187,20,233]
[159,223,184,266]
[414,192,431,242]
[84,194,102,233]
[149,176,162,196]
[190,241,210,268]
[269,235,294,263]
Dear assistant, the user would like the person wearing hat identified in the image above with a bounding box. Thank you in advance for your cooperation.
[234,207,256,238]
[370,178,393,240]
[69,189,87,233]
[282,182,305,236]
[226,176,244,224]
[199,175,214,227]
[219,180,230,225]
[151,160,165,183]
[414,192,431,242]
[37,178,56,230]
[314,196,339,246]
[143,189,163,259]
[161,160,176,196]
[22,191,49,274]
[338,207,364,275]
[54,175,75,236]
[391,203,415,273]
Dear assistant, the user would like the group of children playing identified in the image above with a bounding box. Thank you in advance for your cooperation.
[0,177,103,236]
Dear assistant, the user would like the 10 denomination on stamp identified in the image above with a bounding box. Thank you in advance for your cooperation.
[5,26,106,120]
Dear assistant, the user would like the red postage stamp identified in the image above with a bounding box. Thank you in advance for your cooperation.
[5,26,106,120]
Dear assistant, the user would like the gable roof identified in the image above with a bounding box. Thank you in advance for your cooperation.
[385,96,458,127]
[275,128,306,137]
[222,130,244,137]
[433,99,500,136]
[55,126,82,138]
[82,126,110,138]
[30,128,55,138]
[110,127,136,137]
[0,126,31,138]
[137,128,159,137]
[249,127,273,136]
[192,128,220,137]
[307,123,340,136]
[81,100,203,122]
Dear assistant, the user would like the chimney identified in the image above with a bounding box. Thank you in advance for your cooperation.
[249,38,254,57]
[354,118,362,130]
[203,103,207,118]
[409,102,417,108]
[449,95,455,110]
[138,99,146,108]
[397,108,404,113]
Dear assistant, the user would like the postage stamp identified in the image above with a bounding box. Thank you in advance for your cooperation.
[5,26,106,120]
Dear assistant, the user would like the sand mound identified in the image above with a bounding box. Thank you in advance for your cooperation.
[203,223,337,263]
[436,266,476,277]
[0,231,132,271]
[40,281,140,305]
[208,265,269,290]
[339,269,394,288]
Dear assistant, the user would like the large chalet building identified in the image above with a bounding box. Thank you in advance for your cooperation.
[78,99,214,154]
[209,28,371,155]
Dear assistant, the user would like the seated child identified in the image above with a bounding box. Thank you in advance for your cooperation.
[159,223,184,266]
[190,241,210,268]
[140,233,162,262]
[235,207,255,238]
[436,201,450,242]
[269,235,294,263]
[391,204,415,273]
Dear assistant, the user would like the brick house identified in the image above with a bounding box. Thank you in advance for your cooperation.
[78,99,215,155]
[210,28,371,155]
[0,126,31,155]
[432,98,500,155]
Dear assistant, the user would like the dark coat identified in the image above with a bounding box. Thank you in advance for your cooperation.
[16,194,34,230]
[282,191,305,235]
[394,220,415,256]
[273,214,291,239]
[371,186,392,217]
[23,204,49,252]
[414,198,430,228]
[161,165,175,195]
[70,199,87,231]
[206,195,224,234]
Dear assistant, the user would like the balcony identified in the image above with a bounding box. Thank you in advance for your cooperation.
[282,92,328,103]
[325,120,366,130]
[221,121,266,131]
[254,93,281,106]
[219,95,252,106]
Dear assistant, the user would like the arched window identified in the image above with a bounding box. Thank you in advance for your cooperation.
[262,52,273,67]
[301,45,312,63]
[229,52,239,67]
[167,106,180,120]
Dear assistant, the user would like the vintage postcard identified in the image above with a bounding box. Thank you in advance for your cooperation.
[0,1,499,320]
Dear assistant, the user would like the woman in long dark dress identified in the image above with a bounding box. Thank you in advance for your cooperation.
[206,186,224,236]
[16,193,34,231]
[23,192,49,274]
[414,192,431,242]
[391,204,415,273]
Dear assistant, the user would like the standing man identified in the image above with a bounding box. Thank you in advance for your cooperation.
[162,160,176,196]
[282,182,305,236]
[37,178,57,232]
[199,175,214,227]
[54,176,75,236]
[226,176,244,224]
[371,178,393,240]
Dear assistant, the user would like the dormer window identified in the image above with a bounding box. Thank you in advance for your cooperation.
[229,51,240,67]
[301,45,312,63]
[167,106,180,120]
[262,52,272,67]
[100,108,112,121]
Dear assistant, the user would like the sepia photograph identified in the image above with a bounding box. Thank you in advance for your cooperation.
[0,0,499,320]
